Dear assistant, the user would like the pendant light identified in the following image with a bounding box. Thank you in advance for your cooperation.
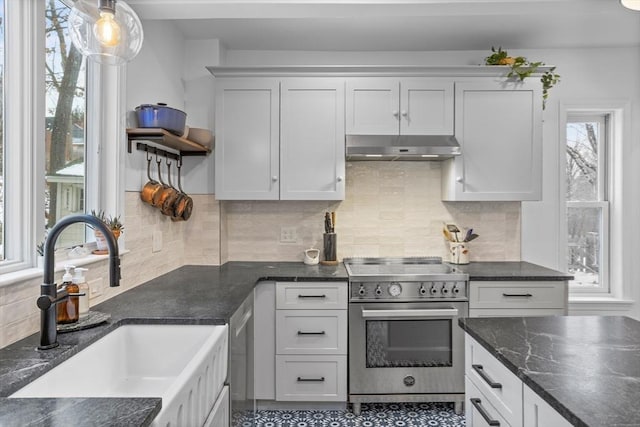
[69,0,144,66]
[621,0,640,11]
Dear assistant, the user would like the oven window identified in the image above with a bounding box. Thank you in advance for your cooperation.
[366,319,452,368]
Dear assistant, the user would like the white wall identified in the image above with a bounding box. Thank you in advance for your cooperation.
[124,23,218,195]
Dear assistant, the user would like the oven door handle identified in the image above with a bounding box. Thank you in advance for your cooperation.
[361,308,459,318]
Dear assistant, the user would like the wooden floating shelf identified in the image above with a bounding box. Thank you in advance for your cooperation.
[126,128,212,156]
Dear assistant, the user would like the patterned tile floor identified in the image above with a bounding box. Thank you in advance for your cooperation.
[234,402,466,427]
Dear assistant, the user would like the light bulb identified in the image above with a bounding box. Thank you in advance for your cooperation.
[93,11,121,47]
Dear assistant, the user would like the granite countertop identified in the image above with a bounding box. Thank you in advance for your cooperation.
[0,261,347,427]
[452,261,574,281]
[459,316,640,427]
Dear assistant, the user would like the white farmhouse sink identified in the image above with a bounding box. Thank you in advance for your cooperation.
[11,324,228,427]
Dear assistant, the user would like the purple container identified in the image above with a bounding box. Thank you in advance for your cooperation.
[135,103,187,136]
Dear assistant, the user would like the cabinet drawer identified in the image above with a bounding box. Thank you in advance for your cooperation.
[276,310,347,355]
[466,336,522,427]
[469,281,566,310]
[276,355,347,401]
[466,376,512,427]
[276,282,348,310]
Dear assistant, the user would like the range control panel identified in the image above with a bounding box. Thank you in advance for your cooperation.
[350,281,467,302]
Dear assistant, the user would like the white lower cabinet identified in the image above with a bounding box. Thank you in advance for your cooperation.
[275,281,348,402]
[466,376,512,427]
[523,384,572,427]
[466,335,522,427]
[204,385,230,427]
[469,281,568,318]
[275,355,347,401]
[465,334,571,427]
[276,310,347,355]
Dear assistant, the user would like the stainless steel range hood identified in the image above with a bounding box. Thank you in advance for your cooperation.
[346,135,461,161]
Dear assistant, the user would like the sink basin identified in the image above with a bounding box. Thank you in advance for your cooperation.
[11,324,228,426]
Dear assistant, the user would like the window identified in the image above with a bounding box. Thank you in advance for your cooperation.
[566,114,610,293]
[0,0,122,276]
[45,0,87,248]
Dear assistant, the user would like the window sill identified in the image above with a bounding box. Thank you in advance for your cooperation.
[568,295,635,314]
[0,250,130,288]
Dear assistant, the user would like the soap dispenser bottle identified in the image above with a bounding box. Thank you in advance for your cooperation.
[57,265,79,324]
[73,267,90,319]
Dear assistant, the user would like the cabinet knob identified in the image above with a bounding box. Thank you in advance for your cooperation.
[392,110,399,117]
[272,176,278,182]
[456,176,464,183]
[337,176,343,182]
[401,110,408,117]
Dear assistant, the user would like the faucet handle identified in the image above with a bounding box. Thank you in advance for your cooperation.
[37,288,69,311]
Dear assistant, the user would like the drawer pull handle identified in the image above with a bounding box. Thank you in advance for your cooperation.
[502,293,533,297]
[297,331,326,335]
[297,376,325,382]
[470,398,500,426]
[298,294,327,299]
[472,364,502,389]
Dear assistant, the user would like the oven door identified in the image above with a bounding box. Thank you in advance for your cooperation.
[349,301,467,396]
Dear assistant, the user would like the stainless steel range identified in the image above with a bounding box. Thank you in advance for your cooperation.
[344,257,469,415]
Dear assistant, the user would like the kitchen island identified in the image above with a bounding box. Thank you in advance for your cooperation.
[459,315,640,427]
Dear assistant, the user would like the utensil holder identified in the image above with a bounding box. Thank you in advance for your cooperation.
[322,233,337,263]
[449,242,469,265]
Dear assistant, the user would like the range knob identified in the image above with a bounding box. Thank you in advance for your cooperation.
[452,285,461,296]
[388,282,402,297]
[419,285,427,296]
[442,284,450,295]
[375,285,383,296]
[358,285,366,296]
[430,285,438,295]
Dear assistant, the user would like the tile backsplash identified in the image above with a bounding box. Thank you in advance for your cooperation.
[0,193,220,349]
[221,162,521,262]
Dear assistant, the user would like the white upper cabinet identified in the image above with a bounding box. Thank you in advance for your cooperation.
[280,79,345,200]
[215,78,280,200]
[215,77,345,200]
[442,80,542,201]
[346,78,454,135]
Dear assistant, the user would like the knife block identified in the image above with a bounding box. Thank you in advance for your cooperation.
[321,233,338,265]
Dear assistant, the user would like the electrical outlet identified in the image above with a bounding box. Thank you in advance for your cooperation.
[280,226,297,243]
[88,278,103,299]
[152,230,163,252]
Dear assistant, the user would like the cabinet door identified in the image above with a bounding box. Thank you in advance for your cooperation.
[254,282,276,400]
[400,79,454,135]
[523,384,572,427]
[214,78,280,200]
[346,78,399,134]
[442,81,542,201]
[280,79,345,200]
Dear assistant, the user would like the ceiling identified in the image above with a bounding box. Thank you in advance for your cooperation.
[127,0,640,51]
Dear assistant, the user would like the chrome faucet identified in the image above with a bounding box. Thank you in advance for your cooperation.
[37,214,121,350]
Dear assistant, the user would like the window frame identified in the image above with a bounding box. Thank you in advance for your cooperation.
[0,0,124,276]
[559,102,630,301]
[565,114,610,294]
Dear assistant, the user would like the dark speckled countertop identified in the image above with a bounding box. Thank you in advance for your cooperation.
[453,261,574,281]
[0,262,347,427]
[459,316,640,427]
